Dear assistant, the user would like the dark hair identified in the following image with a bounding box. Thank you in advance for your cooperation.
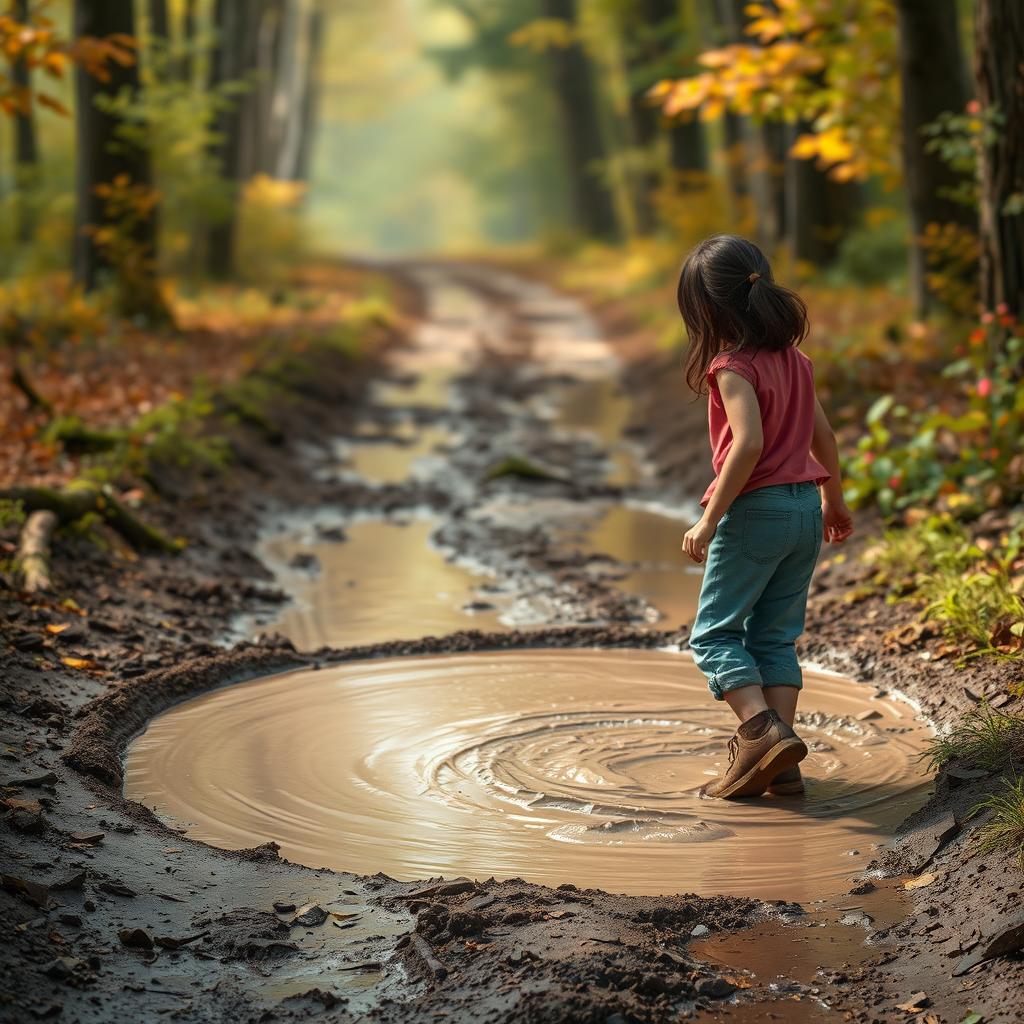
[677,234,808,394]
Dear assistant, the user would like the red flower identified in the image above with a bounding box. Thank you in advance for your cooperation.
[863,452,876,465]
[981,311,995,324]
[977,377,992,398]
[888,475,902,490]
[997,302,1010,316]
[969,327,986,346]
[966,99,981,115]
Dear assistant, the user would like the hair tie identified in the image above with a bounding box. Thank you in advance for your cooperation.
[748,272,761,283]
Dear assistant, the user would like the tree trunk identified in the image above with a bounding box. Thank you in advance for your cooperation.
[207,0,263,276]
[13,0,39,243]
[895,0,974,312]
[785,120,860,265]
[541,0,620,241]
[177,0,198,83]
[294,3,325,182]
[73,0,166,321]
[148,0,170,43]
[975,0,1024,319]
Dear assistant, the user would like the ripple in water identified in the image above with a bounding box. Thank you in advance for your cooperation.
[124,649,932,901]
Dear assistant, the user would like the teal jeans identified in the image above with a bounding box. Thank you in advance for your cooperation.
[689,482,823,700]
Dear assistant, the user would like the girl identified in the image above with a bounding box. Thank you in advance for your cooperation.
[678,235,853,799]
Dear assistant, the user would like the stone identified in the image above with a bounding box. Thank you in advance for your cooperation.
[696,976,736,999]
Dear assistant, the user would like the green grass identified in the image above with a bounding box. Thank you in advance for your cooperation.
[923,702,1024,773]
[865,515,1024,657]
[973,773,1024,868]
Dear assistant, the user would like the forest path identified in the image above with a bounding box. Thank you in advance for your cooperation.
[114,262,941,1024]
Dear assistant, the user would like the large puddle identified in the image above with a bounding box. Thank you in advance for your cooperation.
[125,647,931,903]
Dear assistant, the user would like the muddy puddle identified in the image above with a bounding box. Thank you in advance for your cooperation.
[125,648,931,904]
[256,517,504,647]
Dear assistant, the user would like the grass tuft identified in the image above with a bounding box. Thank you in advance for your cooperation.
[973,774,1024,868]
[923,702,1024,773]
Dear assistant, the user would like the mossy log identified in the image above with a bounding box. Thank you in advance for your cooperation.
[42,417,125,454]
[2,482,181,554]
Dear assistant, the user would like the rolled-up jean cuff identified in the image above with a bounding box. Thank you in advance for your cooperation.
[708,665,764,701]
[759,665,803,689]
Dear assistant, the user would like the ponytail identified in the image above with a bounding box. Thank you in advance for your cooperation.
[677,235,808,394]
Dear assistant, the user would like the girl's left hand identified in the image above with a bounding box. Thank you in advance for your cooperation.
[682,516,717,564]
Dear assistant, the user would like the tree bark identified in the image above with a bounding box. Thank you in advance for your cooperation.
[148,0,170,43]
[895,0,974,312]
[785,120,860,265]
[13,0,39,243]
[72,0,164,318]
[207,0,263,276]
[177,0,198,83]
[975,0,1024,319]
[541,0,620,241]
[293,3,325,182]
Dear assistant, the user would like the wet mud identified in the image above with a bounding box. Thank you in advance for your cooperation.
[4,260,1022,1023]
[126,648,930,903]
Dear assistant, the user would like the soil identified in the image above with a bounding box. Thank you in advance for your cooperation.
[2,261,1023,1024]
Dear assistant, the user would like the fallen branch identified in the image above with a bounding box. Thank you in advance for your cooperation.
[17,509,58,593]
[2,482,181,554]
[11,362,54,417]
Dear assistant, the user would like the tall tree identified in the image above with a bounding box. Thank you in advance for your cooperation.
[974,0,1024,318]
[206,0,261,276]
[12,0,39,244]
[894,0,974,312]
[541,0,619,241]
[73,0,168,321]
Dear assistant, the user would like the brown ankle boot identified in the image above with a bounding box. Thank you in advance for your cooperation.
[702,709,807,799]
[767,764,805,795]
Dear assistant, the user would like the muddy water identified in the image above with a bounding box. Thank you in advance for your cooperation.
[257,518,503,647]
[125,648,931,903]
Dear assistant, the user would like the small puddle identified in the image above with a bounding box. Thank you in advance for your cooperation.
[329,422,454,485]
[256,518,503,647]
[570,503,702,628]
[125,648,931,903]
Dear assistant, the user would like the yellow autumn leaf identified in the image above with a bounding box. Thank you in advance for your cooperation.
[46,623,71,634]
[61,656,98,670]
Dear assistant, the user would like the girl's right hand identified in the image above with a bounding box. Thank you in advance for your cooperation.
[822,500,854,544]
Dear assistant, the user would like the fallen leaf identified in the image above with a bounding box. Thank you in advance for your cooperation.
[904,873,936,890]
[60,656,98,670]
[45,623,71,635]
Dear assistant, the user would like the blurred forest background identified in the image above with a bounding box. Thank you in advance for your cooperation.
[0,0,1022,527]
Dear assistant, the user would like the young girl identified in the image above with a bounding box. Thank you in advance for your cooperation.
[678,235,853,799]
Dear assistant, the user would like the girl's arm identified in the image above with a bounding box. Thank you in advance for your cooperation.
[811,396,854,544]
[683,369,762,564]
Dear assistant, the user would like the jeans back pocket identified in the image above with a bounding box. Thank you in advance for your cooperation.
[741,509,792,563]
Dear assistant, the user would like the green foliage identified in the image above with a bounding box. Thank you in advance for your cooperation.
[827,212,909,287]
[973,773,1024,868]
[845,315,1024,514]
[0,499,26,531]
[865,515,1024,657]
[923,702,1024,773]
